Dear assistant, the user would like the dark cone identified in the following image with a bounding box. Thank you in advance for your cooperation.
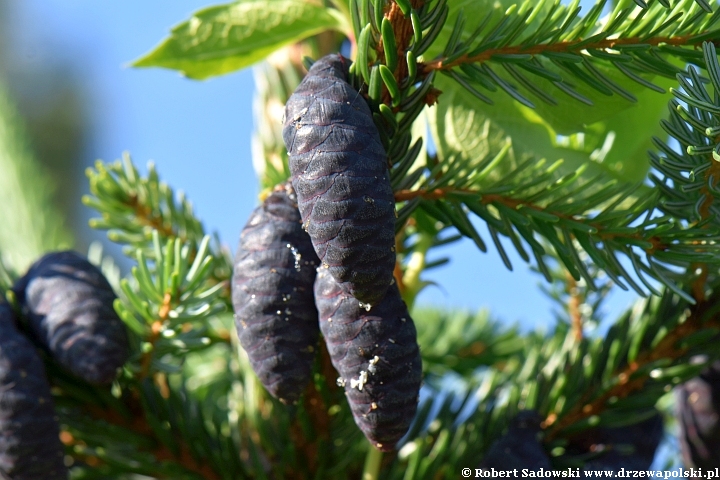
[314,268,421,451]
[677,361,720,468]
[283,54,396,306]
[479,411,552,469]
[14,250,129,385]
[0,298,67,479]
[232,183,320,404]
[562,411,663,474]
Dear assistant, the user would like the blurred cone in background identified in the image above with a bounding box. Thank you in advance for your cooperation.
[676,360,720,468]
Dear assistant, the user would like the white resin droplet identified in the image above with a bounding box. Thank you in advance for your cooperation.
[350,371,369,391]
[286,243,302,271]
[358,301,372,312]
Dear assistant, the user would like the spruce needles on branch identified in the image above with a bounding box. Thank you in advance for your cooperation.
[10,0,720,475]
[424,0,720,108]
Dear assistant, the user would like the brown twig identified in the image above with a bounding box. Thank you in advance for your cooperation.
[126,190,232,301]
[394,187,669,253]
[127,194,176,238]
[545,293,720,438]
[138,292,173,379]
[394,187,459,201]
[457,341,487,357]
[566,272,583,342]
[422,33,698,72]
[393,216,413,297]
[72,392,223,480]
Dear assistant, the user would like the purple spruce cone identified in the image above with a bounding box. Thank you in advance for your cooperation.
[314,268,421,451]
[676,361,720,468]
[479,411,552,469]
[0,298,67,479]
[232,183,321,404]
[283,54,396,306]
[563,411,663,474]
[14,251,129,385]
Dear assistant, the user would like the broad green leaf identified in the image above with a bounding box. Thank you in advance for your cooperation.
[526,62,671,136]
[429,73,660,186]
[428,73,562,185]
[133,0,348,80]
[553,75,675,182]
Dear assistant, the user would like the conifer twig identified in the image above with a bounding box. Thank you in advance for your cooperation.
[686,150,720,301]
[545,292,720,438]
[423,33,699,72]
[126,194,176,239]
[395,187,668,253]
[567,272,583,341]
[377,0,425,105]
[74,395,224,479]
[139,292,173,379]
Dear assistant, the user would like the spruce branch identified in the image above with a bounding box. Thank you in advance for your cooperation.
[394,153,720,302]
[84,155,202,245]
[117,233,227,379]
[652,43,720,226]
[84,154,232,302]
[421,0,720,108]
[51,357,238,480]
[425,32,696,73]
[520,47,720,458]
[311,284,720,474]
[650,42,720,301]
[63,389,230,479]
[544,288,720,441]
[290,282,720,475]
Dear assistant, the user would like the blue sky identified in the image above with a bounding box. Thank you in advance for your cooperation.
[7,0,639,330]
